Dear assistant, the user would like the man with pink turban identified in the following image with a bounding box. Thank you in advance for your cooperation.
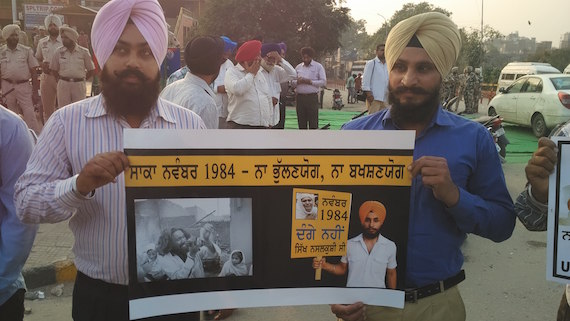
[15,1,206,320]
[313,201,397,289]
[334,12,515,321]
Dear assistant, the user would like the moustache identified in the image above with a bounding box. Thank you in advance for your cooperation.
[393,86,430,96]
[114,69,149,83]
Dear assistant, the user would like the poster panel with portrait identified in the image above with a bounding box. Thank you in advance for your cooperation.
[125,130,414,320]
[547,137,570,284]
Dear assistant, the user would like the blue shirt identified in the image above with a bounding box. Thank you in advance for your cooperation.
[0,107,37,305]
[343,107,515,287]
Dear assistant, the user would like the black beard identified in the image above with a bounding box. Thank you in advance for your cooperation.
[363,228,381,240]
[49,29,59,37]
[100,67,160,120]
[6,38,18,47]
[389,84,440,127]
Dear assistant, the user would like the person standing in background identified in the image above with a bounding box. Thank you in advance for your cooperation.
[294,46,326,129]
[362,44,389,114]
[213,36,237,129]
[36,14,63,122]
[50,26,95,108]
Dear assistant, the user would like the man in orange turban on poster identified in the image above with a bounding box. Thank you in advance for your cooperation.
[313,200,397,289]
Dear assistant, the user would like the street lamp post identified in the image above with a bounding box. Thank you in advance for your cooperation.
[377,14,387,40]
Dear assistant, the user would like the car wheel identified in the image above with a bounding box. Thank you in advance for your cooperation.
[488,107,497,116]
[531,114,548,137]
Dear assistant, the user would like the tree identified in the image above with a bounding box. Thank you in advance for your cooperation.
[456,26,503,83]
[363,2,451,59]
[339,18,370,61]
[526,49,570,72]
[198,0,351,62]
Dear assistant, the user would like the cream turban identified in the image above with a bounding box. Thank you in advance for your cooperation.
[91,0,168,68]
[44,14,62,29]
[298,193,315,201]
[60,26,79,43]
[385,12,462,78]
[2,24,20,41]
[358,201,386,225]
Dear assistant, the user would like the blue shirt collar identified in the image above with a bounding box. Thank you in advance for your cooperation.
[381,105,455,135]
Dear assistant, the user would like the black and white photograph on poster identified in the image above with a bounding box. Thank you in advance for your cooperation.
[134,198,253,283]
[295,192,319,220]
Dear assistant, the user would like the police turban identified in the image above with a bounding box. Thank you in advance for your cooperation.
[91,0,168,68]
[44,14,62,30]
[385,12,462,78]
[358,201,386,225]
[60,26,79,43]
[2,24,20,41]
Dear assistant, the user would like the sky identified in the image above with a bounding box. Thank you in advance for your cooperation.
[344,0,570,48]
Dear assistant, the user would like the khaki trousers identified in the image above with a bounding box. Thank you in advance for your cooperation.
[366,100,387,114]
[40,73,58,121]
[57,80,86,108]
[366,286,466,321]
[2,80,42,134]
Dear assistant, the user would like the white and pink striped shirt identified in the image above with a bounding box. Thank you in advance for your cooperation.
[14,95,206,285]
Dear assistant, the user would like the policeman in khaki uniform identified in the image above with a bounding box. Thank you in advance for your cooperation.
[36,14,63,121]
[0,24,41,134]
[50,26,94,108]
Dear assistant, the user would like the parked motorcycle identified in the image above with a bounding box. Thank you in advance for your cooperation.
[473,114,509,161]
[332,89,344,110]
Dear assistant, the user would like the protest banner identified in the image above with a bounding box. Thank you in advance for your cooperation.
[547,138,570,284]
[124,130,414,320]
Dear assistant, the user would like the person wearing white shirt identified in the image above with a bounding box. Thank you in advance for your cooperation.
[362,44,389,114]
[313,201,397,289]
[225,40,273,128]
[259,43,296,126]
[213,36,237,129]
[161,36,224,129]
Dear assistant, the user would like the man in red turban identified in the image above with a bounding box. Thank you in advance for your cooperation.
[313,200,397,289]
[225,40,274,129]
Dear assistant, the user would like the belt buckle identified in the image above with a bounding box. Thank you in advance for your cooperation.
[409,289,418,303]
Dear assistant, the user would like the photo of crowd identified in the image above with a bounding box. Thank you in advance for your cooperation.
[134,198,253,283]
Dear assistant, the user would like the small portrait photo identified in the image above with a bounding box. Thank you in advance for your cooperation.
[295,192,318,220]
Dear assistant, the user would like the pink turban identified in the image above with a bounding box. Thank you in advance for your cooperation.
[91,0,168,68]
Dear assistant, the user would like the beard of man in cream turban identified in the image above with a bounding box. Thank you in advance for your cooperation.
[384,12,462,127]
[90,0,168,120]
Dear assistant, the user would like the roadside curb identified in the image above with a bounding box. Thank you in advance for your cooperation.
[23,260,77,289]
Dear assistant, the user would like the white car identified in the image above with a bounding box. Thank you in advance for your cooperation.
[487,74,570,137]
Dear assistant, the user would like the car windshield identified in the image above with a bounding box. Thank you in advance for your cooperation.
[550,77,570,90]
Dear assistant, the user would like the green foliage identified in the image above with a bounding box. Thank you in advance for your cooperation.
[199,0,351,62]
[526,49,570,72]
[339,18,369,60]
[456,26,504,83]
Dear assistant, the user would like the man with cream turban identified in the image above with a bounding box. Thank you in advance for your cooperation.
[313,200,397,290]
[36,14,63,121]
[50,25,95,108]
[15,1,206,320]
[0,24,41,134]
[337,12,515,321]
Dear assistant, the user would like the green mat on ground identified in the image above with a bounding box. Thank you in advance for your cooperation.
[283,109,538,164]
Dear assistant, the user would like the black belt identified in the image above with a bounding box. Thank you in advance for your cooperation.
[404,270,465,303]
[60,76,85,82]
[297,93,318,96]
[1,78,29,84]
